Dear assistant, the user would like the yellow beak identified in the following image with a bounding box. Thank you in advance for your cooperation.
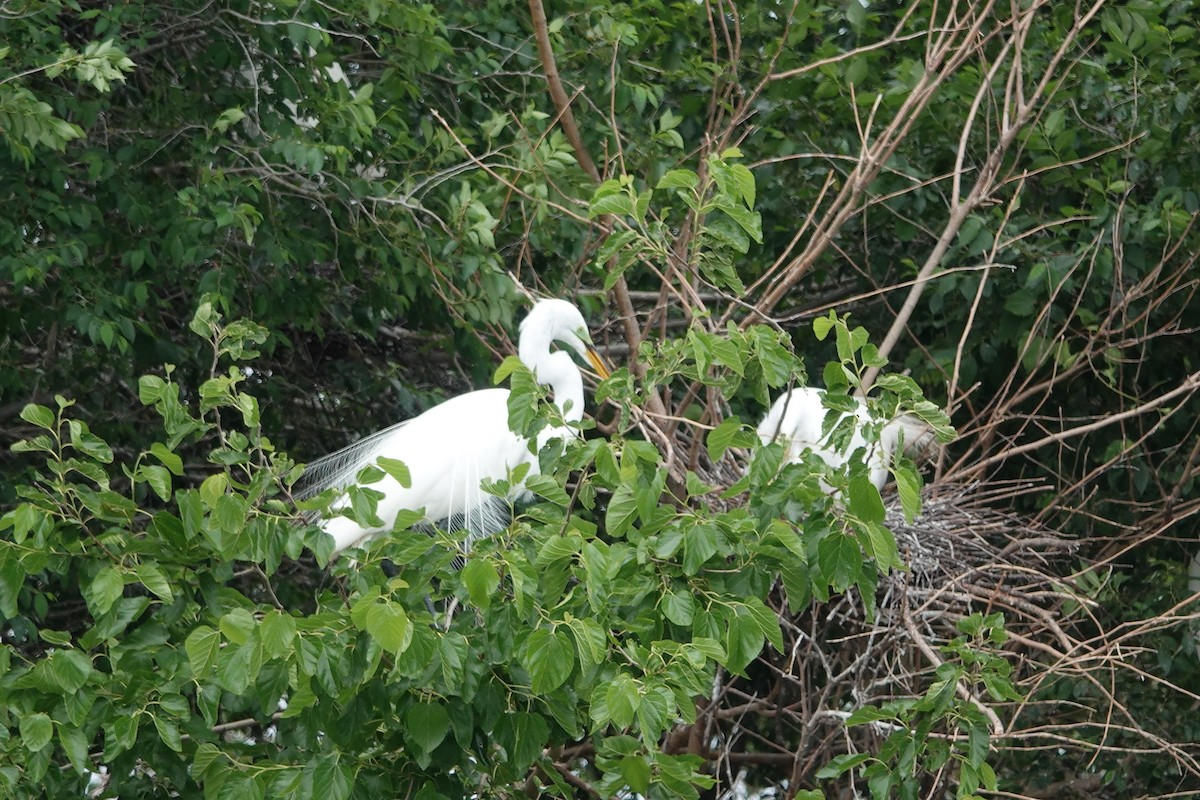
[584,348,611,380]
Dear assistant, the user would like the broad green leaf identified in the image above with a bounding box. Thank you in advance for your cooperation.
[525,473,570,506]
[846,474,885,524]
[83,566,125,616]
[589,192,634,218]
[521,628,575,694]
[620,754,652,795]
[308,754,352,800]
[376,456,411,488]
[606,674,641,729]
[816,752,873,778]
[185,625,221,677]
[134,562,174,603]
[405,702,450,753]
[565,616,607,667]
[19,404,55,430]
[68,420,113,462]
[365,600,413,655]
[682,523,720,575]
[657,169,698,191]
[817,533,862,591]
[139,464,172,500]
[846,705,898,725]
[59,726,90,774]
[153,715,182,752]
[724,610,765,675]
[31,650,92,694]
[706,416,743,461]
[894,461,922,522]
[216,639,262,695]
[220,608,257,645]
[605,485,639,537]
[199,473,228,507]
[260,611,297,658]
[742,597,784,652]
[149,442,184,476]
[19,713,53,752]
[662,589,696,626]
[863,522,902,573]
[462,558,500,610]
[509,712,550,773]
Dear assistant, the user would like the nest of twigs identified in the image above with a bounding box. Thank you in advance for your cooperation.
[688,477,1200,798]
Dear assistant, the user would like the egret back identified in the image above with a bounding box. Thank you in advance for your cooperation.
[758,387,931,492]
[310,388,539,553]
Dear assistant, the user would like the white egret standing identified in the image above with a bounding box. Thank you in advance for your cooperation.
[757,386,934,492]
[303,299,609,555]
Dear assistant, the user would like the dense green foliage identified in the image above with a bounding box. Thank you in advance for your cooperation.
[2,0,1199,797]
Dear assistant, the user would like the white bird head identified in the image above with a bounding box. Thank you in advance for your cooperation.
[519,299,610,380]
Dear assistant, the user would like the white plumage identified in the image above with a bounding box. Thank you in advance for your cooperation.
[757,386,934,491]
[304,299,608,555]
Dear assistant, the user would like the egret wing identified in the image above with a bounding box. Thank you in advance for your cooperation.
[295,420,410,500]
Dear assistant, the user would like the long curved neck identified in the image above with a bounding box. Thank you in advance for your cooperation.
[520,331,584,423]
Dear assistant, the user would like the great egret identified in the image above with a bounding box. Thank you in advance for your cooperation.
[757,386,934,492]
[303,299,609,555]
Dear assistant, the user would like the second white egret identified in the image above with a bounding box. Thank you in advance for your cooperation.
[757,386,934,492]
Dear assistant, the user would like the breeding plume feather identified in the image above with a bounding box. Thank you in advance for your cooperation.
[302,299,609,555]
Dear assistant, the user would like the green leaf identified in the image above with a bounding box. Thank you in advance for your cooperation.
[405,702,450,753]
[31,650,92,694]
[682,523,720,575]
[521,628,575,694]
[525,473,570,506]
[364,600,413,655]
[83,566,125,616]
[596,228,642,266]
[743,597,784,652]
[59,725,90,774]
[725,610,765,675]
[846,705,898,725]
[134,562,174,603]
[153,715,183,752]
[589,192,634,218]
[894,461,922,522]
[729,162,756,207]
[863,522,903,573]
[149,442,184,476]
[220,608,257,645]
[817,533,862,591]
[816,752,872,778]
[605,485,639,538]
[620,754,652,795]
[260,611,297,658]
[565,616,607,667]
[706,416,743,461]
[376,456,411,488]
[509,712,550,772]
[19,404,55,430]
[139,464,172,501]
[68,420,113,463]
[462,558,501,610]
[606,674,641,729]
[199,472,228,507]
[185,625,222,677]
[19,713,53,752]
[308,755,352,800]
[847,474,885,524]
[662,589,696,626]
[813,313,835,341]
[657,169,699,191]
